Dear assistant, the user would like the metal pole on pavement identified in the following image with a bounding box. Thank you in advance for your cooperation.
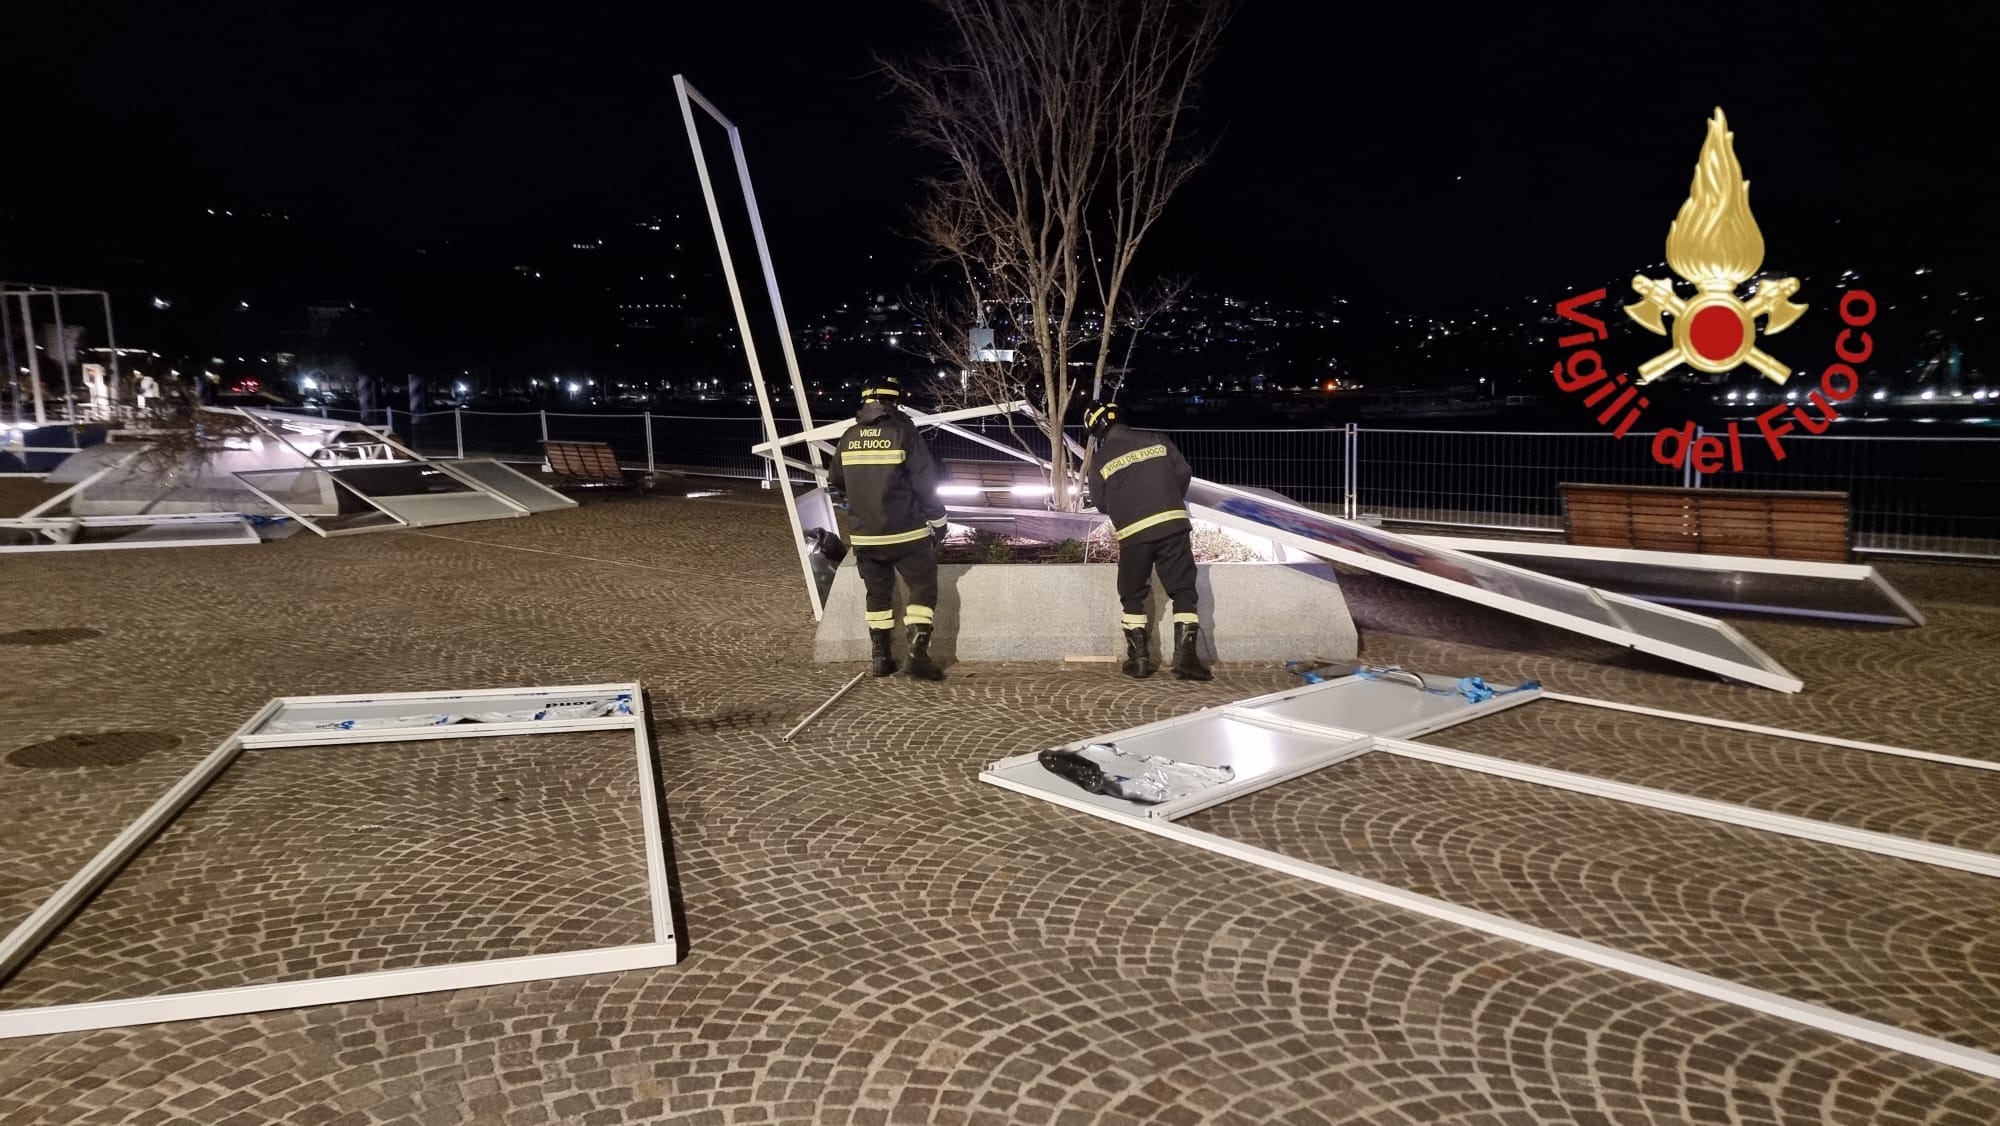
[644,410,655,474]
[782,672,865,742]
[1344,423,1359,520]
[454,408,465,459]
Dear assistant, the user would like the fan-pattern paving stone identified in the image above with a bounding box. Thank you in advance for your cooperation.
[1,482,1997,1124]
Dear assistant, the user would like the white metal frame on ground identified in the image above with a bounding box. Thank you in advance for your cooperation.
[980,676,2000,1080]
[0,512,259,552]
[1410,534,1927,627]
[0,683,676,1039]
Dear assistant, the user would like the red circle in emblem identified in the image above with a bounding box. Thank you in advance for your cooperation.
[1689,306,1744,362]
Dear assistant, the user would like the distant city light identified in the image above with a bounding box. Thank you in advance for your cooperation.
[1872,389,1888,401]
[151,296,171,310]
[300,377,316,391]
[1921,390,1936,400]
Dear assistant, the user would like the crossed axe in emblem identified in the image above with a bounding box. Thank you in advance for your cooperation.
[1625,275,1809,384]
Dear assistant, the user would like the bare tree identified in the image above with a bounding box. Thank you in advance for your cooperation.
[883,0,1225,510]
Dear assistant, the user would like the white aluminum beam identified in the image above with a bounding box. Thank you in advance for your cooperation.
[1371,736,2000,880]
[1542,693,2000,776]
[752,401,1030,455]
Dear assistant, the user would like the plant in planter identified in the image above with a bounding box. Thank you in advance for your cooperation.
[1082,523,1263,564]
[973,529,1015,563]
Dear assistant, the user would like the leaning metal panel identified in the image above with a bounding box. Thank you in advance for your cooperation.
[1410,536,1926,626]
[233,467,406,535]
[1185,478,1802,692]
[0,683,675,1039]
[327,463,527,526]
[438,460,579,513]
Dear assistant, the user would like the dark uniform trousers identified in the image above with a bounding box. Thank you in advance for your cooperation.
[1117,528,1197,619]
[857,541,940,630]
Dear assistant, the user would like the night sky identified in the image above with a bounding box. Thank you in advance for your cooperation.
[6,3,1995,310]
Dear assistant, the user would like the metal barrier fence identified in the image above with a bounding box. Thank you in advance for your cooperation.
[409,411,2000,560]
[25,405,1995,560]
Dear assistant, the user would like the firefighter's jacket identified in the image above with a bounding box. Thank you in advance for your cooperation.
[1086,422,1193,543]
[828,402,947,549]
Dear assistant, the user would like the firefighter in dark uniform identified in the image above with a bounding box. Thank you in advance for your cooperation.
[827,375,949,681]
[1083,400,1211,681]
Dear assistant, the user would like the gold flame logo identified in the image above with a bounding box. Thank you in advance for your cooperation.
[1625,108,1808,383]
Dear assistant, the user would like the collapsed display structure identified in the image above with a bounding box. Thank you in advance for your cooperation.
[18,406,574,540]
[0,683,677,1039]
[983,668,2000,1081]
[675,75,1811,692]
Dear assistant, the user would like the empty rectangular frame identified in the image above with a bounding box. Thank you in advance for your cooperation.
[0,683,676,1039]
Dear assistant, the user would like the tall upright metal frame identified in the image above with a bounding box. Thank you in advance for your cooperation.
[672,77,827,620]
[1,283,121,430]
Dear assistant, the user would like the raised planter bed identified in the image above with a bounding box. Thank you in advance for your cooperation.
[812,557,1357,666]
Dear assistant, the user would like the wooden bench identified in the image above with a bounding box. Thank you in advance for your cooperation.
[941,458,1047,507]
[1559,483,1851,562]
[542,440,635,491]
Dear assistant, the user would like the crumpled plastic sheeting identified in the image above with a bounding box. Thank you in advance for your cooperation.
[1040,742,1235,805]
[264,695,633,734]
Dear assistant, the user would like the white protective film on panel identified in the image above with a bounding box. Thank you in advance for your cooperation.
[0,684,676,1039]
[440,460,579,513]
[1234,672,1543,741]
[1183,478,1802,692]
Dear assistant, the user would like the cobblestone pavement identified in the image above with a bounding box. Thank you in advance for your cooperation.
[2,481,1998,1124]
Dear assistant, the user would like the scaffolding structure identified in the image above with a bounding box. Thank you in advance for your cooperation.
[0,282,121,430]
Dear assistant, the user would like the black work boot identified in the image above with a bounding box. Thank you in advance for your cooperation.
[1171,621,1212,681]
[1121,627,1154,679]
[905,624,946,681]
[869,629,898,677]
